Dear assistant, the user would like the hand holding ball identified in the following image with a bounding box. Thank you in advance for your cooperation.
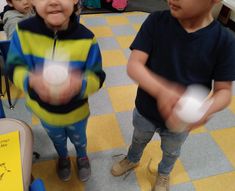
[43,62,69,105]
[167,85,213,133]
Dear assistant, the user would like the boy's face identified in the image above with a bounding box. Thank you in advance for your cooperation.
[167,0,220,20]
[31,0,78,31]
[7,0,32,14]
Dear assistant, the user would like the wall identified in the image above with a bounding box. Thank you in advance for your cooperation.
[231,11,235,21]
[0,1,7,12]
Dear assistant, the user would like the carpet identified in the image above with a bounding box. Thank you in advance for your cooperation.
[2,11,235,191]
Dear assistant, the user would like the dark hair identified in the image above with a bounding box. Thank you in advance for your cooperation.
[75,1,83,14]
[1,5,14,20]
[74,4,78,13]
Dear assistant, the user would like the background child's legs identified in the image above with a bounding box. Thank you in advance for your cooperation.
[41,121,68,158]
[158,129,188,175]
[127,108,156,163]
[67,118,88,158]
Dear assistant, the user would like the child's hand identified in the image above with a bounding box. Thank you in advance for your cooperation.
[167,111,211,133]
[165,110,184,132]
[29,71,52,103]
[156,83,185,120]
[187,113,212,132]
[186,98,214,132]
[29,70,82,105]
[56,70,83,104]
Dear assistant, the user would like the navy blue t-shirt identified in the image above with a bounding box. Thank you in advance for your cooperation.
[130,10,235,127]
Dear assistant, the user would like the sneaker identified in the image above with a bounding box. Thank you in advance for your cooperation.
[152,173,170,191]
[57,157,71,181]
[111,157,139,176]
[77,157,91,182]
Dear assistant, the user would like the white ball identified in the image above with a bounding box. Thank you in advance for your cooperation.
[43,64,68,86]
[42,63,69,105]
[174,85,212,123]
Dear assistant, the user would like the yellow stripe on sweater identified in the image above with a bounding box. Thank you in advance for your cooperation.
[25,95,90,126]
[13,66,28,91]
[83,71,100,98]
[18,30,92,62]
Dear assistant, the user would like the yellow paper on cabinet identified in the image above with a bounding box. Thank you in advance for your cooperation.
[0,131,23,191]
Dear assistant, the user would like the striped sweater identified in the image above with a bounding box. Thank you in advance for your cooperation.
[6,14,105,126]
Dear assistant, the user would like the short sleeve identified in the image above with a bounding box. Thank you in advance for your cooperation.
[213,31,235,81]
[130,12,158,54]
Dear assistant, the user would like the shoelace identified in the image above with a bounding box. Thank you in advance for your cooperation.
[147,158,169,187]
[112,153,126,158]
[157,175,169,187]
[112,154,133,180]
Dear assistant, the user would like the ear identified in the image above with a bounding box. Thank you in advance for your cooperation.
[74,0,79,5]
[31,0,36,6]
[213,0,221,4]
[6,0,13,7]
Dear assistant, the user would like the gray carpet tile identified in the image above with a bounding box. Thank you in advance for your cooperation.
[111,25,136,36]
[180,133,234,180]
[123,48,131,58]
[205,109,235,131]
[97,37,120,50]
[89,88,114,116]
[104,65,134,87]
[171,182,195,191]
[2,98,32,125]
[82,16,107,27]
[116,111,135,145]
[85,149,140,191]
[127,14,149,24]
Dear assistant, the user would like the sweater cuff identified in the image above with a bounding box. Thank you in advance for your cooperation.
[13,66,29,92]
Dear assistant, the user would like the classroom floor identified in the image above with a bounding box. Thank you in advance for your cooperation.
[2,12,235,191]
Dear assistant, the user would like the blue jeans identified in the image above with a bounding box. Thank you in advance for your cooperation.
[41,118,88,158]
[127,108,188,175]
[0,100,5,118]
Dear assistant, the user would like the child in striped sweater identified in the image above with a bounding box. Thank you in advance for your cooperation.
[6,0,105,182]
